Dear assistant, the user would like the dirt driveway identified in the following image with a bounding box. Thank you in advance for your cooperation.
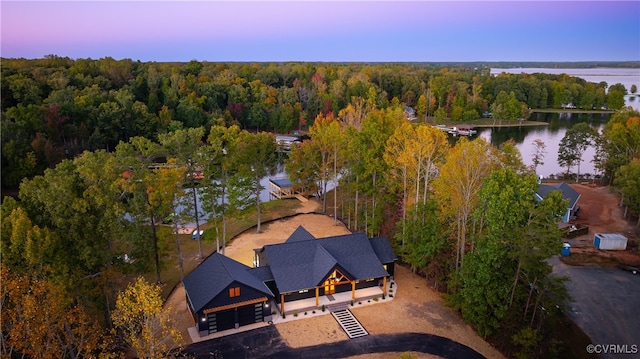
[166,199,503,359]
[562,183,640,266]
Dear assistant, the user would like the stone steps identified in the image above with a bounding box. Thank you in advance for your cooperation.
[331,309,368,339]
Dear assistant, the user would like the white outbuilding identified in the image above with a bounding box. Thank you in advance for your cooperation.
[593,233,628,250]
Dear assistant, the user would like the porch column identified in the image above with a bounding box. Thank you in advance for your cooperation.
[315,287,319,306]
[383,276,387,294]
[351,281,356,299]
[281,294,285,314]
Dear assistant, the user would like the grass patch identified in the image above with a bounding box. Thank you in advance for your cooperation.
[120,197,311,300]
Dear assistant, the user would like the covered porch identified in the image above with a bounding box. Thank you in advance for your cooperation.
[276,279,392,315]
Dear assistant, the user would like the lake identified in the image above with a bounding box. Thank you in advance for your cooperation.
[490,67,640,111]
[477,112,610,178]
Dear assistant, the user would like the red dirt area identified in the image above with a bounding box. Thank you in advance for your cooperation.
[561,183,640,267]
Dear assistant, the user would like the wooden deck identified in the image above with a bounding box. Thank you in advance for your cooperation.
[268,178,306,200]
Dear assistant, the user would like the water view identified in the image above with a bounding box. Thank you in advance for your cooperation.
[490,67,640,111]
[478,112,610,178]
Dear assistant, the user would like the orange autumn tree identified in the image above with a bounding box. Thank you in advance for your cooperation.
[1,265,103,358]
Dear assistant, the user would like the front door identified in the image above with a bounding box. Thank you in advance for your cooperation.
[324,278,335,295]
[324,269,347,295]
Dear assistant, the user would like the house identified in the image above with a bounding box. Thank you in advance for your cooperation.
[254,226,396,315]
[183,253,274,336]
[404,106,417,121]
[184,226,396,337]
[535,182,581,222]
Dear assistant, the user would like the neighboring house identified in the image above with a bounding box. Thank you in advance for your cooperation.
[183,253,274,336]
[535,182,581,222]
[184,226,396,336]
[404,106,417,121]
[254,226,396,315]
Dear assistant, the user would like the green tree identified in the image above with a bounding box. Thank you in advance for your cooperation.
[158,127,206,259]
[306,113,345,214]
[452,168,567,338]
[606,83,627,110]
[557,122,596,181]
[116,137,176,283]
[615,158,640,225]
[594,109,640,183]
[233,131,278,233]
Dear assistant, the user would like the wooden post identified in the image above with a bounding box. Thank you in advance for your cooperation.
[383,276,387,294]
[351,281,356,299]
[281,294,285,314]
[315,287,319,307]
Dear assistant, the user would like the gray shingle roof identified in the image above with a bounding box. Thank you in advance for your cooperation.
[370,236,398,263]
[537,182,580,209]
[183,253,273,313]
[285,225,316,243]
[318,233,389,280]
[262,230,394,293]
[247,266,274,282]
[263,240,337,293]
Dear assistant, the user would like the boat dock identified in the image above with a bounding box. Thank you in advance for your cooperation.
[433,124,477,136]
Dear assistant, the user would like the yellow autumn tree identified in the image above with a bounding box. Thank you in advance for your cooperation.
[433,137,501,269]
[111,277,181,359]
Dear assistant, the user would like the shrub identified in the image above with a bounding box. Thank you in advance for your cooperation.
[304,312,307,315]
[382,293,386,300]
[293,312,298,317]
[358,301,362,305]
[282,313,286,319]
[322,304,325,312]
[373,297,379,302]
[271,310,276,315]
[312,310,316,314]
[350,300,354,306]
[389,294,393,298]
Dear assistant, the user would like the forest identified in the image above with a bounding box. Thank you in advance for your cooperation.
[1,57,639,358]
[1,56,634,189]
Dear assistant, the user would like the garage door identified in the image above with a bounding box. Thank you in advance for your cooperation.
[238,303,263,327]
[207,309,235,334]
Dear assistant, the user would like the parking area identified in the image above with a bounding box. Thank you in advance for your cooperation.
[551,256,640,358]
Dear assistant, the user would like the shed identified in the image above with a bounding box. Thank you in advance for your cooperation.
[593,233,628,250]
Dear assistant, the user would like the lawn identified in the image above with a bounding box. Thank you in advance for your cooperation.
[148,198,306,299]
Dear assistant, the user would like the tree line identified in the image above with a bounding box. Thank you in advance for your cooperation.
[1,56,631,188]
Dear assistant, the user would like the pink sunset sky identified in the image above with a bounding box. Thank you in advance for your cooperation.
[2,1,639,62]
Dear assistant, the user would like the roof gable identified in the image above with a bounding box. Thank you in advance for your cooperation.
[285,225,316,243]
[264,240,337,293]
[318,233,389,280]
[183,253,273,313]
[262,229,395,293]
[537,182,580,209]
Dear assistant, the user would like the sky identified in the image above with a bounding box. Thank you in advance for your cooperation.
[1,1,639,62]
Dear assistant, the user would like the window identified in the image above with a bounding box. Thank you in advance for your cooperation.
[229,287,240,297]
